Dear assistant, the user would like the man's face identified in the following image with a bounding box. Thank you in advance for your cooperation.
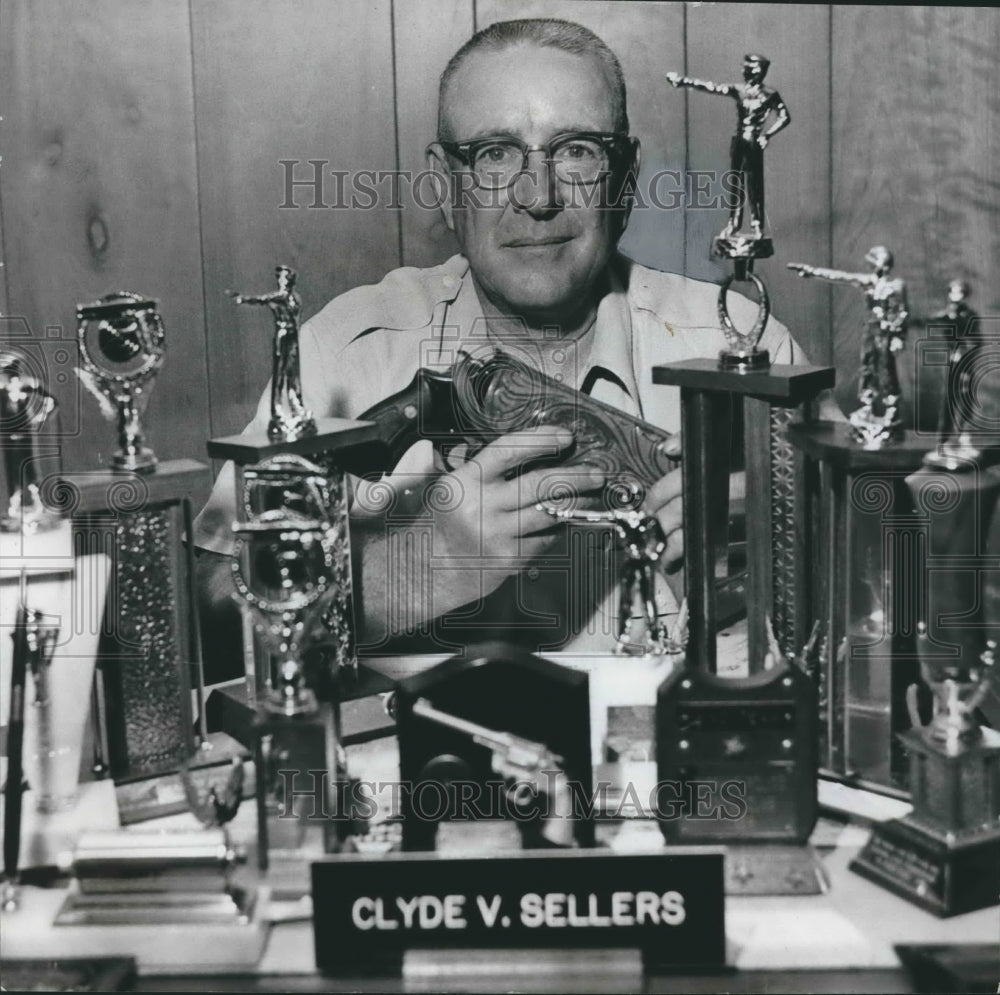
[435,44,631,326]
[743,61,766,85]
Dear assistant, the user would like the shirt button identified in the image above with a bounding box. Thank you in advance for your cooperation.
[528,568,540,581]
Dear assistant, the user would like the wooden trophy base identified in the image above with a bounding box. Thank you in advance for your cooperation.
[850,816,1000,917]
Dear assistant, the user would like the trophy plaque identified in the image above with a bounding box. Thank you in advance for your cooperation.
[393,646,593,852]
[70,292,212,782]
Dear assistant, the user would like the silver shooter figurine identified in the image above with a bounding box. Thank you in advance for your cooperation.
[924,280,989,470]
[666,55,789,370]
[788,246,908,448]
[229,266,316,441]
[667,54,790,260]
[540,503,686,656]
[76,292,166,472]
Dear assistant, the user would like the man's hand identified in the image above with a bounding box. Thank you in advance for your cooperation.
[352,426,607,639]
[665,71,683,87]
[428,426,605,571]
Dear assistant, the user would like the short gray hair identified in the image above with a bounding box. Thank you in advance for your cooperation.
[438,18,629,141]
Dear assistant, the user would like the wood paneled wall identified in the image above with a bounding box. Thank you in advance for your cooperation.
[1,1,997,502]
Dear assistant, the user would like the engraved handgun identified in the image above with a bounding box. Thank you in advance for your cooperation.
[353,351,679,508]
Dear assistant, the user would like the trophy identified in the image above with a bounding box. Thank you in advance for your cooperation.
[788,247,909,449]
[207,267,383,739]
[656,60,835,893]
[0,350,60,534]
[76,292,166,473]
[850,458,1000,915]
[666,53,790,370]
[229,266,315,441]
[924,280,993,470]
[69,292,212,781]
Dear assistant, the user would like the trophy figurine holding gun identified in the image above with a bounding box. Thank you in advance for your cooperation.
[666,54,790,261]
[229,266,315,442]
[788,246,909,449]
[924,279,989,470]
[666,55,789,370]
[541,503,686,656]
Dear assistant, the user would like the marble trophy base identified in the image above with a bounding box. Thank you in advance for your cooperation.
[850,727,1000,916]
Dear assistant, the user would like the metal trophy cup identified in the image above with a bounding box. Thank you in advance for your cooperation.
[850,459,1000,915]
[76,292,166,473]
[0,351,60,534]
[230,514,350,870]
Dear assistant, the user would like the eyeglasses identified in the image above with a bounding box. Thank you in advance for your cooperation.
[438,132,633,188]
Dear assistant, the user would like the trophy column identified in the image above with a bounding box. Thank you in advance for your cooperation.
[652,360,834,673]
[206,266,382,873]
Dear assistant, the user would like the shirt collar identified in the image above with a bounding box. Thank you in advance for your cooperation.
[579,255,642,413]
[438,253,645,410]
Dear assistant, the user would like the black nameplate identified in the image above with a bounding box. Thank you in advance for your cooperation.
[311,849,724,975]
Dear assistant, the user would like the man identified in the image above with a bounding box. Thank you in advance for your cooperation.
[194,19,813,676]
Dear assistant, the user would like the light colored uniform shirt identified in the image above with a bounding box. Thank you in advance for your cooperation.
[194,253,807,655]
